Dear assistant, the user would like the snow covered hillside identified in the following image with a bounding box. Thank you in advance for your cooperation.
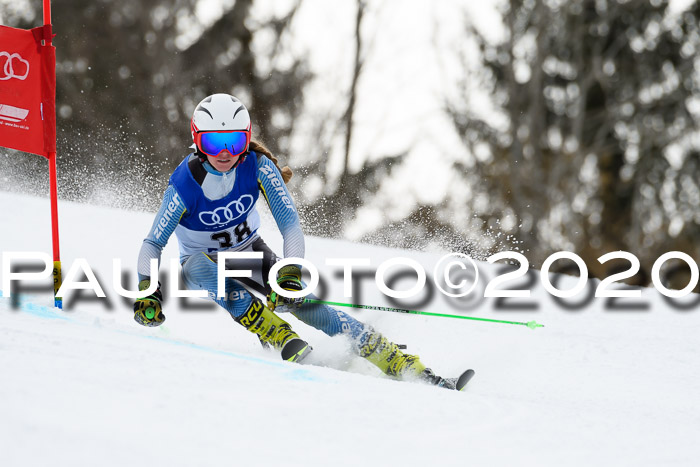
[1,191,699,467]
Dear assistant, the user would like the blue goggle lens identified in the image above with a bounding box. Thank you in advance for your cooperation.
[199,131,248,156]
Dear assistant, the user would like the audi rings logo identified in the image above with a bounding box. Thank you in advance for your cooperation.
[0,52,30,81]
[199,195,255,226]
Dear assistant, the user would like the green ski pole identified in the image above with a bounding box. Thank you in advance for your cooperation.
[304,298,544,330]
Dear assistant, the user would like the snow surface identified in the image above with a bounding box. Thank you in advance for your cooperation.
[1,191,700,467]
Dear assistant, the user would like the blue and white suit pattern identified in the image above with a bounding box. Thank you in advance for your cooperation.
[137,151,366,340]
[169,147,261,258]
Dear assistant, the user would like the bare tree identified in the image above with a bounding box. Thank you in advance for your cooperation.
[294,0,404,238]
[447,0,700,285]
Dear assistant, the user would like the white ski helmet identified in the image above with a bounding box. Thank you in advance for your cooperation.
[190,93,252,156]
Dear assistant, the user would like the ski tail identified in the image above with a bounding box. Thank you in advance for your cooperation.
[456,369,475,391]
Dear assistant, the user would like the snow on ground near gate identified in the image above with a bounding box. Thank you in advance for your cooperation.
[1,191,699,467]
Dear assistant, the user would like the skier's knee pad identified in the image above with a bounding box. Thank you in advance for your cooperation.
[291,303,365,338]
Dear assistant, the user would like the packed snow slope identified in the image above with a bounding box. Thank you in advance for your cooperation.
[1,191,699,467]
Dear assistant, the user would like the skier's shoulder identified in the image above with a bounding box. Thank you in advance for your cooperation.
[170,153,206,187]
[165,153,206,212]
[255,151,285,182]
[250,149,272,168]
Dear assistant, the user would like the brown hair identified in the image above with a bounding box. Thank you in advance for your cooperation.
[249,139,293,184]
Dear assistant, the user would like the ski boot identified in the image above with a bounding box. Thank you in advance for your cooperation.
[236,298,312,363]
[355,328,427,379]
[356,328,474,390]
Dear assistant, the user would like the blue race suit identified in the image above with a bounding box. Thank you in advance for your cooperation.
[137,151,366,339]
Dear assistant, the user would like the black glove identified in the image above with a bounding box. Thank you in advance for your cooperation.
[133,280,165,327]
[267,265,306,311]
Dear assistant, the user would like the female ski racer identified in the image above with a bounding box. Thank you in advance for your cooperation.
[134,93,461,389]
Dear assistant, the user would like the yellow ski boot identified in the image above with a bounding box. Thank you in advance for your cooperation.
[236,299,312,363]
[356,328,427,378]
[356,328,463,389]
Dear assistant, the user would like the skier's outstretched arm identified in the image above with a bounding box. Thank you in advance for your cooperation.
[256,153,308,310]
[256,153,305,259]
[137,184,186,281]
[133,184,186,327]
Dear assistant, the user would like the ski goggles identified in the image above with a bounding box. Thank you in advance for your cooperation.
[195,130,250,158]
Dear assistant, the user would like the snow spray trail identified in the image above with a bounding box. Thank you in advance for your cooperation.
[0,289,325,383]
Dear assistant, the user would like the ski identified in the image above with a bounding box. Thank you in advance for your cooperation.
[421,367,475,390]
[455,369,475,391]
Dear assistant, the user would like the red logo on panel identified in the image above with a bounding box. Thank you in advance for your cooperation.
[0,24,55,157]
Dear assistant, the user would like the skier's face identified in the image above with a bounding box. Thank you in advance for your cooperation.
[207,153,239,172]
